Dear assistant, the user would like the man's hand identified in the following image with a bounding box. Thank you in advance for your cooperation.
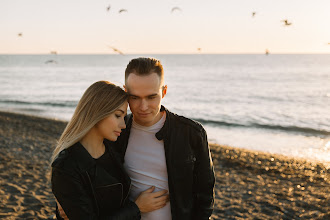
[135,186,169,213]
[56,199,69,220]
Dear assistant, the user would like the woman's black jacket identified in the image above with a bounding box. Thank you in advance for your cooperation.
[51,140,141,220]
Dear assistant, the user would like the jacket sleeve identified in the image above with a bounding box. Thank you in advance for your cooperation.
[52,168,141,220]
[192,128,215,220]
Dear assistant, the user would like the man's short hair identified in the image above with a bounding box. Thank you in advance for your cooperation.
[125,57,164,84]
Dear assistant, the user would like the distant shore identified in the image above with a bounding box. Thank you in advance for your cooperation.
[0,111,329,219]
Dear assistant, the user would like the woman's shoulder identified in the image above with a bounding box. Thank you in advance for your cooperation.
[51,143,80,170]
[52,149,71,168]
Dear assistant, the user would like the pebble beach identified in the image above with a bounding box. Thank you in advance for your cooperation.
[0,111,329,219]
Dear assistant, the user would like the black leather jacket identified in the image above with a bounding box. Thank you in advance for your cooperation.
[51,140,141,220]
[114,106,215,220]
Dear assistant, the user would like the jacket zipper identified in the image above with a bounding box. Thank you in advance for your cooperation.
[122,182,132,205]
[86,171,100,216]
[96,183,124,206]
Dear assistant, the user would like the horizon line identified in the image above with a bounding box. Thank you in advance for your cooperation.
[1,52,330,55]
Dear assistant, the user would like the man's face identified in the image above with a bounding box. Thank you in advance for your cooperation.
[125,72,167,127]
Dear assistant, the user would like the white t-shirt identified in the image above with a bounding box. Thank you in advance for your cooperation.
[124,113,172,220]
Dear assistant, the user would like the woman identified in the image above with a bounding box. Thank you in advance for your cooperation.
[51,81,168,219]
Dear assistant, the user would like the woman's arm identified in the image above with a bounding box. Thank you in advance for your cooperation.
[52,167,143,220]
[52,168,99,220]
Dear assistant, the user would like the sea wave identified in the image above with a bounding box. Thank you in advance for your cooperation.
[194,118,330,136]
[0,99,77,107]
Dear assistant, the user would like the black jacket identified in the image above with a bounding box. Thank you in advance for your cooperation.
[114,106,215,220]
[51,140,141,220]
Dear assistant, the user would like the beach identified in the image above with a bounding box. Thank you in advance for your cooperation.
[0,111,329,219]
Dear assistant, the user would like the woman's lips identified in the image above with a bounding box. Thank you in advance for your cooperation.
[114,131,121,136]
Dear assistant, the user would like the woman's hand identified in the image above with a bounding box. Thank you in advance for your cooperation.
[135,186,169,213]
[56,199,69,220]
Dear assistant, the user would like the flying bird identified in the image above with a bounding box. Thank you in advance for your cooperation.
[106,5,111,12]
[45,60,57,64]
[197,48,201,52]
[50,51,57,55]
[18,33,23,37]
[119,9,127,13]
[108,46,124,55]
[171,7,182,13]
[281,20,292,26]
[252,12,256,17]
[265,49,269,55]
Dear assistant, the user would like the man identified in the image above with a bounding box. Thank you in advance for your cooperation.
[115,57,215,220]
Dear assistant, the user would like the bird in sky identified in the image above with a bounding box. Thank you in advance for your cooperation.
[45,60,57,64]
[119,9,127,14]
[265,49,269,55]
[197,48,201,52]
[281,20,292,26]
[108,46,124,55]
[50,51,57,55]
[106,5,111,12]
[18,33,23,37]
[252,12,256,17]
[171,7,182,13]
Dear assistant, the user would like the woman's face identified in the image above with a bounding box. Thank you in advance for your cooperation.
[96,102,128,141]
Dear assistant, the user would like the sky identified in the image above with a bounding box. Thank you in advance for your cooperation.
[1,0,330,54]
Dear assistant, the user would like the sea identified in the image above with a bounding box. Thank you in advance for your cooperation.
[0,54,329,165]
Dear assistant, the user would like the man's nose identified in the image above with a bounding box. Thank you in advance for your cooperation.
[140,99,148,111]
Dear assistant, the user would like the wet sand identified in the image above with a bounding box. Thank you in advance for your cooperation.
[0,111,329,219]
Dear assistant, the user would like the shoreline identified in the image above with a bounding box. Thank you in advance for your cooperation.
[2,108,329,166]
[0,111,329,219]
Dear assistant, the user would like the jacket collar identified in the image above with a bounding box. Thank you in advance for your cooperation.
[69,142,97,171]
[69,140,130,179]
[125,105,170,141]
[155,105,170,141]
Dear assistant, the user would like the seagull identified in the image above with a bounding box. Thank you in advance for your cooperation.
[18,33,23,37]
[50,51,57,55]
[108,46,124,55]
[197,48,201,52]
[281,20,292,26]
[45,60,57,64]
[252,12,256,17]
[265,49,269,55]
[106,5,111,12]
[119,9,127,13]
[171,7,182,13]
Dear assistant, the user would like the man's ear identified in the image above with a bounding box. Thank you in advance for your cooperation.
[162,85,167,98]
[123,85,127,92]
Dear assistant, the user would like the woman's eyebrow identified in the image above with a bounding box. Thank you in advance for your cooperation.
[116,109,125,114]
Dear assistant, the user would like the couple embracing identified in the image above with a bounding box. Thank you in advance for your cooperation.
[51,57,215,220]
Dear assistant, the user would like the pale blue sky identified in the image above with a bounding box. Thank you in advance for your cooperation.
[1,0,330,54]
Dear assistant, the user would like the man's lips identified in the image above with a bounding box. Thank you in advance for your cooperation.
[138,112,150,116]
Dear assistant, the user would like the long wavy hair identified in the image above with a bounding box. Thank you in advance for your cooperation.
[50,81,127,164]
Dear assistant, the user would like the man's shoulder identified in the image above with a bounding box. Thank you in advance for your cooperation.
[167,110,205,133]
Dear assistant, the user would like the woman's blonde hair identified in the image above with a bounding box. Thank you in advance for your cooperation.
[50,81,127,164]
